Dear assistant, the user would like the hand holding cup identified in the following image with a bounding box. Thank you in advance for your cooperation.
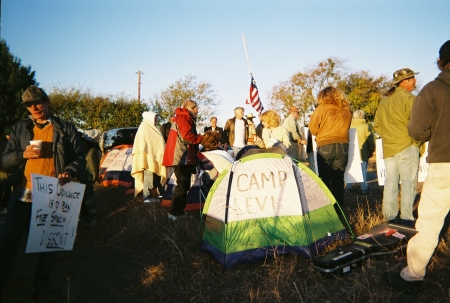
[26,140,43,159]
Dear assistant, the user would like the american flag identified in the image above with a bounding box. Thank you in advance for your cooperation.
[246,76,264,114]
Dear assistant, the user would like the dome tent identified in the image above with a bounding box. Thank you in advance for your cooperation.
[201,153,351,268]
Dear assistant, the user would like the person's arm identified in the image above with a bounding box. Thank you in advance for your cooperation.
[59,122,86,185]
[373,109,381,137]
[407,89,432,142]
[308,108,321,136]
[223,120,230,149]
[177,117,203,145]
[281,127,291,148]
[1,123,28,169]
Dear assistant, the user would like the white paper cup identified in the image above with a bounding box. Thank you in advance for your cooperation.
[30,140,43,150]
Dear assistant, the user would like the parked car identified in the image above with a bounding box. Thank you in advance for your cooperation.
[102,127,138,153]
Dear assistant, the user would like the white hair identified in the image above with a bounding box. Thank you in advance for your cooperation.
[353,110,365,119]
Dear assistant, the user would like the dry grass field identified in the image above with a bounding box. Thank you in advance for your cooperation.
[1,163,449,303]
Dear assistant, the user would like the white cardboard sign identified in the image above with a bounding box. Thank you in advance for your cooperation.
[26,174,85,253]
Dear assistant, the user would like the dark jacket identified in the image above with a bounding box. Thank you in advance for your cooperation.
[160,121,172,143]
[408,69,450,163]
[224,117,248,147]
[1,115,86,185]
[78,141,102,182]
[162,108,203,166]
[204,126,226,144]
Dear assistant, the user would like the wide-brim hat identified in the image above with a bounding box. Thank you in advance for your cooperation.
[22,85,50,104]
[390,68,419,86]
[245,113,255,119]
[82,129,102,143]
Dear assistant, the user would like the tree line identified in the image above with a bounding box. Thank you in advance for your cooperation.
[2,39,392,135]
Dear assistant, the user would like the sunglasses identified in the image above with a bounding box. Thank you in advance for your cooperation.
[23,101,44,108]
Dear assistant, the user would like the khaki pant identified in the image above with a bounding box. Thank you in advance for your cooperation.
[401,163,450,281]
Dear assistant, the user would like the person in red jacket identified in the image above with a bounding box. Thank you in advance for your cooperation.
[162,100,203,221]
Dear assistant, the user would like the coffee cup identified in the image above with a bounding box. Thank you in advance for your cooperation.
[30,140,43,150]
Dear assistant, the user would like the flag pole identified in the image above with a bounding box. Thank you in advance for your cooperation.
[242,33,253,75]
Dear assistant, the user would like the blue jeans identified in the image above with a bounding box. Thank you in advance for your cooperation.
[346,161,369,191]
[382,145,419,221]
[0,196,56,291]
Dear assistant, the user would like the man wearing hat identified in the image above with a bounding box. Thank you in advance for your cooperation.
[282,106,307,160]
[383,40,450,291]
[0,85,86,299]
[374,68,421,227]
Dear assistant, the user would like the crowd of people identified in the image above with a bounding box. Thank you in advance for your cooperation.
[0,40,449,298]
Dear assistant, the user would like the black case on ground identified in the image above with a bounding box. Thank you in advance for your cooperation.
[313,223,417,275]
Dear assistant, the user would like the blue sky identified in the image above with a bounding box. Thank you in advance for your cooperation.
[2,0,449,125]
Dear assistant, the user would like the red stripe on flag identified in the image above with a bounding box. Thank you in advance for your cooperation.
[245,76,264,114]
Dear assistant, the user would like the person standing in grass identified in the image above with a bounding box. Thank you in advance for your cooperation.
[131,111,167,203]
[384,40,450,291]
[308,86,352,211]
[344,110,375,195]
[162,100,202,221]
[373,68,422,227]
[0,86,85,300]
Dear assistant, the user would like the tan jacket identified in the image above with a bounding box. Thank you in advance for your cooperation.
[309,104,352,147]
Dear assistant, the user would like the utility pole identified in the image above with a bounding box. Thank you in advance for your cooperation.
[136,70,144,102]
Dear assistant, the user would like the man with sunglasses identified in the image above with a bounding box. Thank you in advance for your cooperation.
[0,86,86,299]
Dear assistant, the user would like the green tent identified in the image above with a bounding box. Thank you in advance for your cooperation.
[201,153,350,268]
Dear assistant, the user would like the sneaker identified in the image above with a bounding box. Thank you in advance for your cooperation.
[144,196,159,203]
[382,271,423,293]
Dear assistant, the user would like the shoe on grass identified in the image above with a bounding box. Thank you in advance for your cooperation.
[382,271,423,293]
[399,219,416,228]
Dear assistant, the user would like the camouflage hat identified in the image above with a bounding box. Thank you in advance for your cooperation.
[390,68,419,86]
[22,85,50,104]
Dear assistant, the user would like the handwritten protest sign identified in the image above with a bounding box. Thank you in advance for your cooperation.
[106,146,133,171]
[26,174,85,253]
[375,139,428,186]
